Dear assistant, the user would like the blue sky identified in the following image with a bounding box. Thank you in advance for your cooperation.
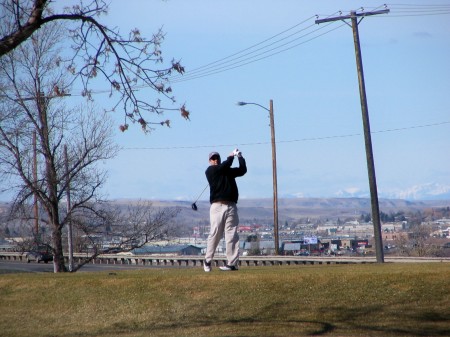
[52,1,450,201]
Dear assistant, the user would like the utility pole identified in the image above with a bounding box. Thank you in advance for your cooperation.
[33,131,39,240]
[269,100,280,255]
[316,9,389,263]
[64,145,74,272]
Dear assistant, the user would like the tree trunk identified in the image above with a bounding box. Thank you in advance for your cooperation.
[52,222,67,272]
[41,98,66,272]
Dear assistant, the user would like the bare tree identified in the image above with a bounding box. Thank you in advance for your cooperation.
[1,21,182,272]
[395,224,437,257]
[69,200,180,272]
[0,22,108,271]
[0,0,190,131]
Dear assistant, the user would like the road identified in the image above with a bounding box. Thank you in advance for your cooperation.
[1,255,448,274]
[0,260,184,274]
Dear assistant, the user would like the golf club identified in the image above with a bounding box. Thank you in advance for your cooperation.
[191,184,209,211]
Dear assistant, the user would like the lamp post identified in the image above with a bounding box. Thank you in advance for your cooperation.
[237,100,280,255]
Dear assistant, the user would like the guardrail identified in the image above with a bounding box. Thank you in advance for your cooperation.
[1,252,449,267]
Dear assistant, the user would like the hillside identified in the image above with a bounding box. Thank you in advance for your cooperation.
[111,197,450,224]
[2,198,449,226]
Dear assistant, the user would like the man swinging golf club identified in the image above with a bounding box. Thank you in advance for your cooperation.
[203,149,247,272]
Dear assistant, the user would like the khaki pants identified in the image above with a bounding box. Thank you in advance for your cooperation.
[205,202,240,266]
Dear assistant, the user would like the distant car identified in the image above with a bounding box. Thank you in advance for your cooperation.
[295,250,310,256]
[327,250,344,256]
[101,248,123,254]
[26,251,53,263]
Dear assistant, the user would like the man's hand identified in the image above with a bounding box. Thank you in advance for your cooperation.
[233,148,242,157]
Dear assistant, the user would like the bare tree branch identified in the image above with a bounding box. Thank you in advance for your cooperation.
[68,201,180,272]
[0,0,190,132]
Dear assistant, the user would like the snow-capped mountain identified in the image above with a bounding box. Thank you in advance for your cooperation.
[334,188,369,199]
[382,183,450,200]
[335,183,450,200]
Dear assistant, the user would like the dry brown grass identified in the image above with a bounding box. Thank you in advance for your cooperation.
[0,263,449,337]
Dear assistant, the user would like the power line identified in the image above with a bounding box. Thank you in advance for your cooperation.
[381,3,450,17]
[169,21,343,83]
[169,15,318,80]
[388,3,450,9]
[170,23,346,84]
[120,120,450,151]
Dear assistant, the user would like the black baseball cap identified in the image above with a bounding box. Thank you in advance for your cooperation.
[209,152,220,160]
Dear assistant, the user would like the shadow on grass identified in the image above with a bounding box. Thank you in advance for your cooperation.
[318,304,450,337]
[59,310,450,337]
[92,318,335,337]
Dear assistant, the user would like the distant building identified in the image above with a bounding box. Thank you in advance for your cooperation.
[241,240,276,255]
[383,232,408,242]
[436,218,450,226]
[132,244,202,256]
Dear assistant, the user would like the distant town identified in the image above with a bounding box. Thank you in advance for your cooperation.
[2,198,450,262]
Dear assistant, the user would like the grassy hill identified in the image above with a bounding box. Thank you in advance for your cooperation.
[1,263,449,337]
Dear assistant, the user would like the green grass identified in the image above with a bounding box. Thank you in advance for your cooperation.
[0,263,449,337]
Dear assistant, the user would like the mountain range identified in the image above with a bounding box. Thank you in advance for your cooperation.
[144,197,450,224]
[333,183,450,201]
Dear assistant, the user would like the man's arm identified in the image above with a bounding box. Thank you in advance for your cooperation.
[232,156,247,177]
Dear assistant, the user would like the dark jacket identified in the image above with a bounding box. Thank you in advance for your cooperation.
[205,156,247,204]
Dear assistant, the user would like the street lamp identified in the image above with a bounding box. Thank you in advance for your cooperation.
[237,100,280,255]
